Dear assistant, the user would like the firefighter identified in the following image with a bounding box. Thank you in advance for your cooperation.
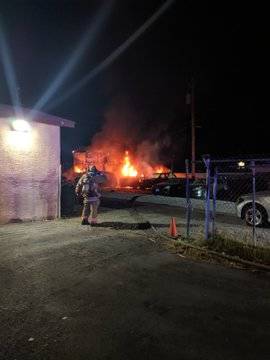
[75,165,105,225]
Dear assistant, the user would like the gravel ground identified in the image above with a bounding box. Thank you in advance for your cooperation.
[0,206,270,360]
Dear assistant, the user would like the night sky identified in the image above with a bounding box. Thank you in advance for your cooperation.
[0,1,268,169]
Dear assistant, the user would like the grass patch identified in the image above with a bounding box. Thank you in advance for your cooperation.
[207,235,270,265]
[171,235,270,266]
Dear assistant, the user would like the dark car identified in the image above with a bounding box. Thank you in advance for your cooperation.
[152,179,187,196]
[188,178,231,200]
[152,178,225,198]
[192,176,270,201]
[153,174,270,201]
[139,172,177,190]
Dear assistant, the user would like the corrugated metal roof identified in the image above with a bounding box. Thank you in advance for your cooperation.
[0,104,75,128]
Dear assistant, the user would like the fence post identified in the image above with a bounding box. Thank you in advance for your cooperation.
[251,160,256,245]
[203,156,211,240]
[185,159,191,239]
[212,167,218,238]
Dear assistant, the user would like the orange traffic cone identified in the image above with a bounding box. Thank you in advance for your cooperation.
[169,217,178,237]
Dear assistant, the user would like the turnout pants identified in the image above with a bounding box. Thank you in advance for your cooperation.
[82,198,100,222]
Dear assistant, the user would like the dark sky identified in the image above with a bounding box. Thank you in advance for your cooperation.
[0,0,268,168]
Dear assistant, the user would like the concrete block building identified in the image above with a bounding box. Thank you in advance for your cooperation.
[0,104,74,224]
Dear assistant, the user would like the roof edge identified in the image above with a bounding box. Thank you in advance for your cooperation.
[0,104,75,128]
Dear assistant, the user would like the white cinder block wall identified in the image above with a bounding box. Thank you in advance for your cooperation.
[0,118,60,223]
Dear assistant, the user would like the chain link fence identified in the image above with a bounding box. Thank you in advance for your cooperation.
[185,158,270,247]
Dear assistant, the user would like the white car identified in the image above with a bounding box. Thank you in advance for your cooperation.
[236,191,270,226]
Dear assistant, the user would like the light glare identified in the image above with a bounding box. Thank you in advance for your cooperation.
[6,131,32,151]
[238,161,245,168]
[12,119,31,133]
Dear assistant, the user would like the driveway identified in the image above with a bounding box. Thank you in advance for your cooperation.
[0,206,269,359]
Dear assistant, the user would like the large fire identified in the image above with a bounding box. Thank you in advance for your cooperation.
[121,151,138,177]
[68,148,172,187]
[63,99,181,186]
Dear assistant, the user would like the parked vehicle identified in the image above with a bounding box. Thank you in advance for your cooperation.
[152,179,221,198]
[184,176,270,202]
[152,179,186,196]
[236,191,270,226]
[191,177,230,200]
[139,172,177,190]
[151,177,242,199]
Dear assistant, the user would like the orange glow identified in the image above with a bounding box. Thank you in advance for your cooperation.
[154,165,170,174]
[71,148,171,185]
[121,151,138,177]
[74,165,85,174]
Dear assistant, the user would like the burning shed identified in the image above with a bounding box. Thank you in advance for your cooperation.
[0,104,74,224]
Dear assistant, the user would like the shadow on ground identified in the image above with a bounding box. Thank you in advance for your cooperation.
[89,221,200,230]
[152,222,200,229]
[92,222,151,230]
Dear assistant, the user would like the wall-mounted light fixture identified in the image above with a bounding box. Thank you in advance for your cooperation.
[5,118,33,151]
[11,119,31,132]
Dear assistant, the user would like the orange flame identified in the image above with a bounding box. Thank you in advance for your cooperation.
[121,151,138,177]
[74,165,85,174]
[154,165,170,174]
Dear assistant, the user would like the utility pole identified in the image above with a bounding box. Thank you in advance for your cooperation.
[191,79,196,178]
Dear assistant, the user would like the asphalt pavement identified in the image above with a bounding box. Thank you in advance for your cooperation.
[0,204,269,360]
